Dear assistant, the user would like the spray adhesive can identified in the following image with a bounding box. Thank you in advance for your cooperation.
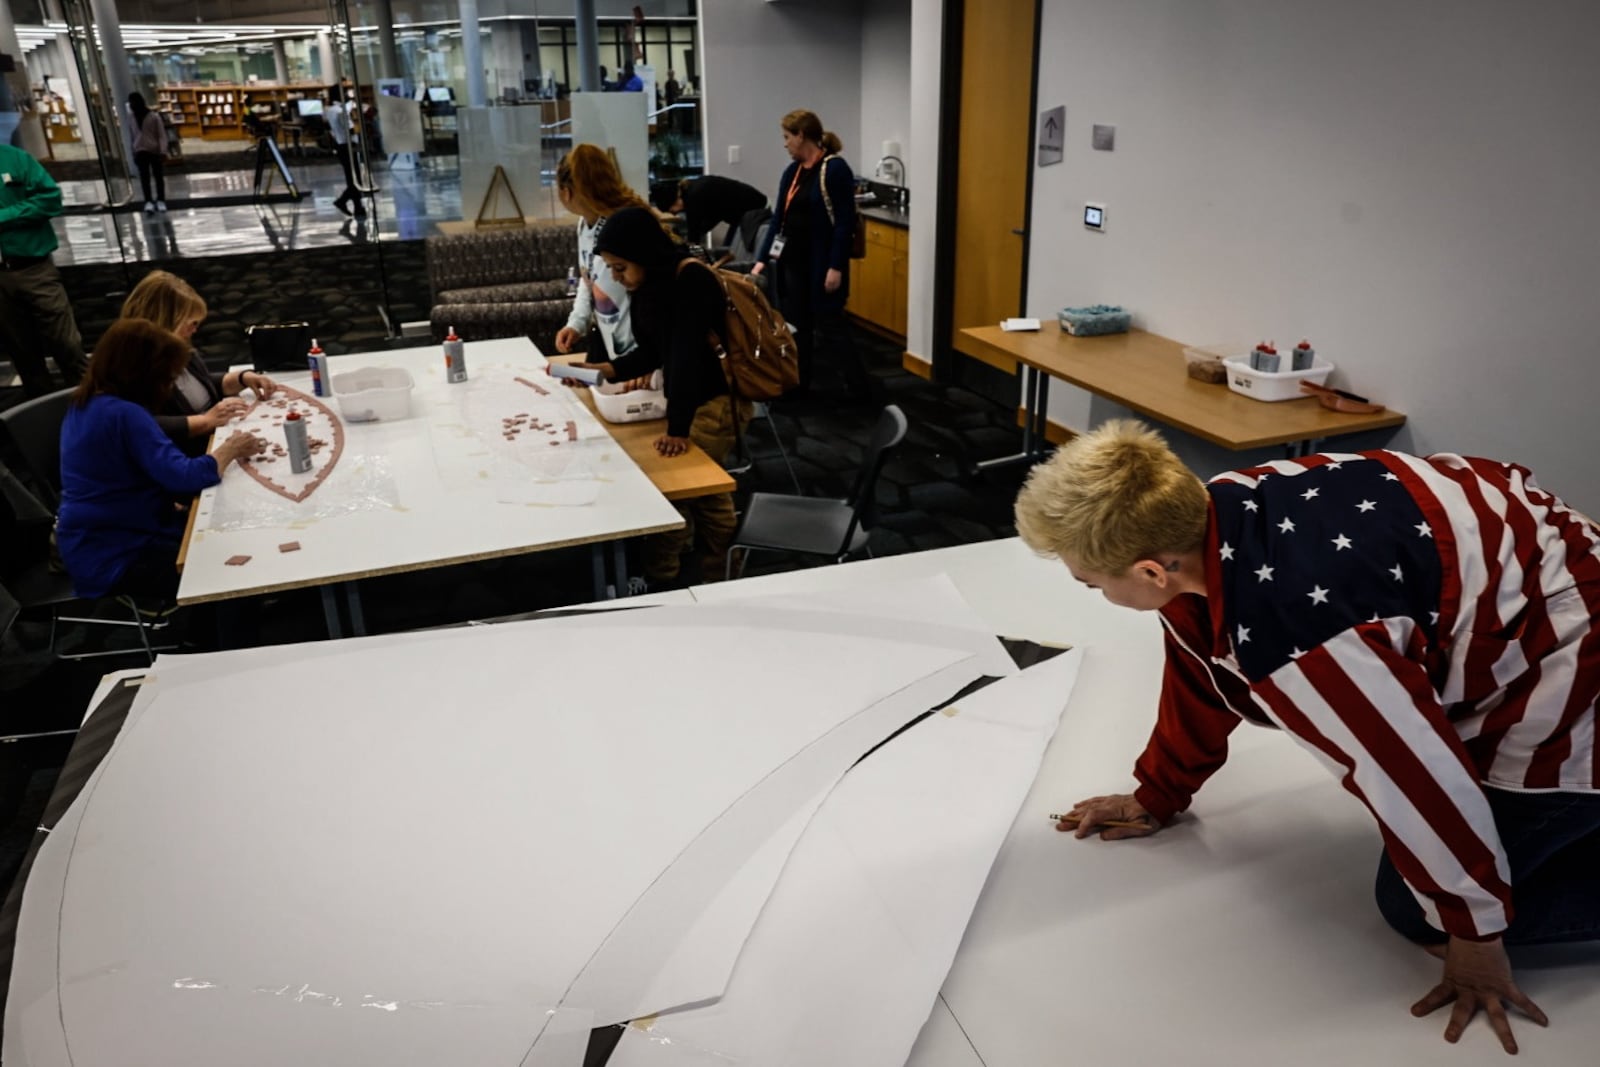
[284,410,312,473]
[444,325,467,384]
[566,267,579,299]
[1292,339,1316,372]
[307,337,330,397]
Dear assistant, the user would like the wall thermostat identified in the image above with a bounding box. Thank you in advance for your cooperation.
[1083,203,1106,231]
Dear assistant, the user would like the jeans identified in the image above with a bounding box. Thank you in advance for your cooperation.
[1375,786,1600,945]
[134,149,166,202]
[640,394,748,583]
[0,258,87,396]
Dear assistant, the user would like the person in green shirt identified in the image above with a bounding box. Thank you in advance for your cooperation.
[0,143,87,397]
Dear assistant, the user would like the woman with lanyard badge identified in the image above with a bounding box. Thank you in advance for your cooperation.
[752,110,873,401]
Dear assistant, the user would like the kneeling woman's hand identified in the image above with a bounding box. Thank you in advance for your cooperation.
[200,397,249,432]
[214,431,268,472]
[654,434,690,457]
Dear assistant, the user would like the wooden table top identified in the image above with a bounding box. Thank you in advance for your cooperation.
[567,386,735,501]
[957,322,1406,451]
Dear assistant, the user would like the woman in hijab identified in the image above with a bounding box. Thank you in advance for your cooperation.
[573,206,748,586]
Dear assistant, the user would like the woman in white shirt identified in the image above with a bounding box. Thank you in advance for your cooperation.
[551,144,657,364]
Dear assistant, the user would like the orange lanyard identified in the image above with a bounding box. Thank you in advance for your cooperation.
[784,163,816,215]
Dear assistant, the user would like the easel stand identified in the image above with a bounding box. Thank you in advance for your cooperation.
[475,165,526,227]
[252,136,301,202]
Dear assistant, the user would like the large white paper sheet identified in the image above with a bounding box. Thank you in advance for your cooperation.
[611,650,1082,1067]
[32,606,987,1067]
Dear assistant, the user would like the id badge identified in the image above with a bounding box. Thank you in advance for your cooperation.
[768,234,787,261]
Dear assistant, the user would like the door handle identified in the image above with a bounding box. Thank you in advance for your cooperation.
[1011,228,1026,236]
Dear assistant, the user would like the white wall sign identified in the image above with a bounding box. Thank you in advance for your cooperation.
[1037,105,1065,166]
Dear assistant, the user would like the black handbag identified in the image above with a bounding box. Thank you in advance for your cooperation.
[245,322,313,373]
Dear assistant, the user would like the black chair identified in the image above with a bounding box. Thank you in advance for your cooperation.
[0,387,73,509]
[726,404,908,580]
[245,322,313,372]
[723,403,802,495]
[0,405,172,664]
[0,483,167,659]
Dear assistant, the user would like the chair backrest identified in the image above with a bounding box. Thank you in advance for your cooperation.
[839,404,908,554]
[0,387,75,510]
[246,322,313,372]
[0,577,20,648]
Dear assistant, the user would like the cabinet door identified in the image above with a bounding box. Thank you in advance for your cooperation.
[848,238,892,329]
[891,251,909,337]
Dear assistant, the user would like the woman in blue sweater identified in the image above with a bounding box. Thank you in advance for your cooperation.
[751,109,873,400]
[57,318,265,600]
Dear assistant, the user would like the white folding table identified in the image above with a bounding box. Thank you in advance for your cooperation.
[176,338,684,635]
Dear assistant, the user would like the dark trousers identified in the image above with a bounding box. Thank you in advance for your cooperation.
[332,142,364,215]
[1375,786,1600,945]
[777,256,872,399]
[113,538,258,650]
[0,258,88,397]
[134,150,166,203]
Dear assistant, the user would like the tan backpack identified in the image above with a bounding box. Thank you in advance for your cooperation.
[678,259,800,401]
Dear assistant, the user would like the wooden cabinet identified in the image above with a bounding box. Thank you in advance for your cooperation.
[846,219,910,338]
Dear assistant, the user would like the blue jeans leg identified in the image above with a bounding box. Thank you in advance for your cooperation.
[1374,786,1600,945]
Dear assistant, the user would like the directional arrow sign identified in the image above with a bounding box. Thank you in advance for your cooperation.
[1038,105,1065,167]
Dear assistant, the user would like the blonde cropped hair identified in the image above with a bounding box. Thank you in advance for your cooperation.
[120,270,207,334]
[1014,420,1209,573]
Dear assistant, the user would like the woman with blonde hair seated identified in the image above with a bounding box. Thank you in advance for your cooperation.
[119,269,279,457]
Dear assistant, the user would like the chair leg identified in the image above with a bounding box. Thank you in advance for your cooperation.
[121,596,158,666]
[765,408,803,495]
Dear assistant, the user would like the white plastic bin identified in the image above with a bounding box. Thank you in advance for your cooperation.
[1222,358,1334,402]
[331,367,415,422]
[591,380,667,424]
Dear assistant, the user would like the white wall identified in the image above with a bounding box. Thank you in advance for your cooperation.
[860,0,912,179]
[1025,0,1600,510]
[698,0,862,192]
[905,0,942,364]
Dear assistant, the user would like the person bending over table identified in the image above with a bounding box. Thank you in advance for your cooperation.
[568,206,749,587]
[119,269,278,457]
[650,173,768,249]
[57,319,265,601]
[1014,419,1599,1055]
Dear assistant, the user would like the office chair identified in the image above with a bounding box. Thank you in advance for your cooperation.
[0,388,73,509]
[725,404,907,580]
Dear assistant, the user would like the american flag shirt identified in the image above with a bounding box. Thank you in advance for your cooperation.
[1132,451,1600,940]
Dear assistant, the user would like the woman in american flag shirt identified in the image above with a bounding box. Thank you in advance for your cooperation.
[1014,420,1599,1055]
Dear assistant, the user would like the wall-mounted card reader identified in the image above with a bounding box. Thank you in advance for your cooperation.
[1084,203,1106,232]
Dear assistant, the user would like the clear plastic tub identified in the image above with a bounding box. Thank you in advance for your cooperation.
[331,367,415,422]
[1182,343,1242,385]
[1222,358,1334,403]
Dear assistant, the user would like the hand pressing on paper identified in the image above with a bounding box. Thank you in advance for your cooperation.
[1056,793,1159,840]
[199,397,249,432]
[1412,936,1547,1054]
[654,434,690,457]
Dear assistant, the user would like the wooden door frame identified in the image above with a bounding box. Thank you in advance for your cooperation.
[930,0,1044,382]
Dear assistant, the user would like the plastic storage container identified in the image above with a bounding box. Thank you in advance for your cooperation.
[590,378,666,424]
[330,367,416,422]
[1222,358,1334,403]
[1182,343,1243,385]
[1058,305,1131,337]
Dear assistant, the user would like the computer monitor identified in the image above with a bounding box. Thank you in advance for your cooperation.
[296,99,324,118]
[427,86,453,103]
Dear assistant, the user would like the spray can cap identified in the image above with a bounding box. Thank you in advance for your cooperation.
[446,326,460,341]
[286,410,302,421]
[1296,339,1312,349]
[309,337,322,354]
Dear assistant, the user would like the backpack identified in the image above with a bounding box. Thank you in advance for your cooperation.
[677,259,800,401]
[819,156,868,260]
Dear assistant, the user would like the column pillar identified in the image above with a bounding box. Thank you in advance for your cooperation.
[459,0,487,107]
[374,0,400,81]
[273,40,290,83]
[317,29,339,85]
[574,0,600,93]
[86,0,136,160]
